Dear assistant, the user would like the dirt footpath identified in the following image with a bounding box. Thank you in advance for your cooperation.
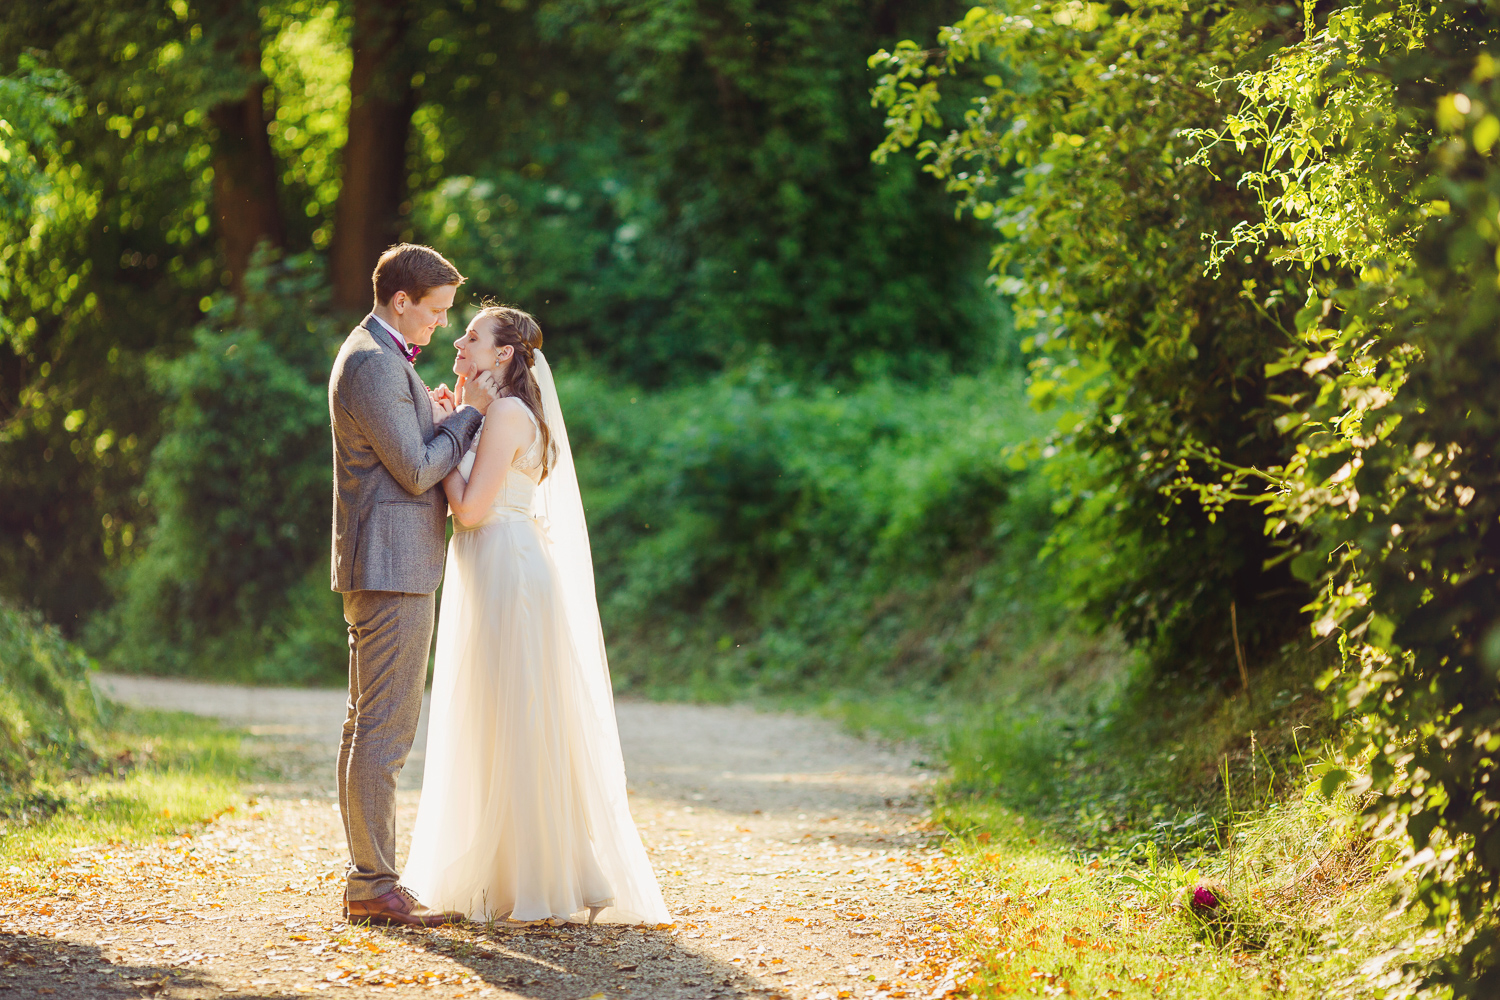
[1,676,971,1000]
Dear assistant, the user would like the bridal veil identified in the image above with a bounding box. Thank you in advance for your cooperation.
[529,350,670,923]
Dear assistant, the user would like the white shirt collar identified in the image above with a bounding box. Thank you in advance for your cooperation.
[371,313,407,350]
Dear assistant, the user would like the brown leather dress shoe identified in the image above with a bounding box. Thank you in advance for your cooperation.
[344,886,463,928]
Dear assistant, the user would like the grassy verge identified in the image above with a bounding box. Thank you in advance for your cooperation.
[930,788,1444,1000]
[0,704,252,878]
[0,597,254,875]
[819,646,1455,999]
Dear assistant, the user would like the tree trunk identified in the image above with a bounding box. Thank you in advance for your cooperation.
[210,74,284,288]
[207,2,284,291]
[331,0,416,311]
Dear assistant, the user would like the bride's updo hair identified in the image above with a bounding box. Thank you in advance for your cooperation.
[475,300,554,481]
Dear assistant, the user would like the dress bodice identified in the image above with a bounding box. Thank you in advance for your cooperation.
[454,406,544,531]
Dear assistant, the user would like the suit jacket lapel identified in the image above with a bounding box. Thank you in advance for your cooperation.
[360,314,432,434]
[410,363,433,436]
[361,314,408,363]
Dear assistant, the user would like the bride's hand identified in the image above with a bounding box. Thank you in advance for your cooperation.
[428,386,455,423]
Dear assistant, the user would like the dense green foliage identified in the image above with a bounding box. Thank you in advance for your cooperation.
[0,0,996,631]
[94,264,1074,692]
[874,1,1500,991]
[0,599,99,789]
[421,0,1003,382]
[874,4,1315,685]
[572,367,1075,698]
[9,0,1500,987]
[0,56,72,257]
[1200,6,1500,990]
[88,253,345,682]
[0,0,216,624]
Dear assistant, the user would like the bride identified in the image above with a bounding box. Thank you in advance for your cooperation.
[401,302,669,925]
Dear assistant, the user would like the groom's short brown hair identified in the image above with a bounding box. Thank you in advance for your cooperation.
[372,244,465,306]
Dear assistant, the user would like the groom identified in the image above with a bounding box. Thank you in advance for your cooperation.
[328,243,497,927]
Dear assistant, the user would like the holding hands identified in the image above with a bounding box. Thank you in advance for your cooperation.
[428,371,502,423]
[427,383,457,423]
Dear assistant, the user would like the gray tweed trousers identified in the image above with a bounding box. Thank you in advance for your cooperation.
[338,589,434,902]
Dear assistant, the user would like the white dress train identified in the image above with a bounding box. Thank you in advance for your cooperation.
[403,358,669,925]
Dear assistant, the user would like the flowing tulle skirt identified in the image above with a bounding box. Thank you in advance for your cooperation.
[402,517,669,924]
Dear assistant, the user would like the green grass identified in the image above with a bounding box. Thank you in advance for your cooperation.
[930,645,1343,858]
[0,596,254,874]
[0,705,252,877]
[0,599,102,784]
[814,640,1455,998]
[931,784,1447,1000]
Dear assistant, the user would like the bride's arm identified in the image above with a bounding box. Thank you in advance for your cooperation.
[440,465,467,518]
[442,398,533,527]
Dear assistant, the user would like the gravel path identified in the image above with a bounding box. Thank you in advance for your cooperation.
[1,676,965,1000]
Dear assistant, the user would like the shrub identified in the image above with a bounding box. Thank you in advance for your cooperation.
[565,364,1090,697]
[0,598,99,788]
[870,3,1315,686]
[90,253,344,684]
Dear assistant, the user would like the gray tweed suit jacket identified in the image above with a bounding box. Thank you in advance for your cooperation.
[328,315,482,594]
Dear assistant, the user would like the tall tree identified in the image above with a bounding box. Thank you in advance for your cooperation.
[331,0,416,309]
[207,2,285,289]
[0,0,221,626]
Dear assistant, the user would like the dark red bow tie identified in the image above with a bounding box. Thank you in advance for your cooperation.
[384,330,420,364]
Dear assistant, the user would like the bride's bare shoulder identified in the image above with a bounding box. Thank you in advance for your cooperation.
[490,396,532,424]
[475,398,532,448]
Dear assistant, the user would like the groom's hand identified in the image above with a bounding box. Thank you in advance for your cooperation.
[468,372,501,415]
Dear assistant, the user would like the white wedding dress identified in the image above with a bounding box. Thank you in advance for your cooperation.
[402,353,669,925]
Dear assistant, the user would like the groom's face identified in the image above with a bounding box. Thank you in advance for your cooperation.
[393,283,459,346]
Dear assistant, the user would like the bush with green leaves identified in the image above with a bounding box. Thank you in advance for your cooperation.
[561,365,1074,698]
[870,3,1315,688]
[96,320,1083,698]
[1184,4,1500,991]
[91,253,343,684]
[0,599,99,788]
[876,1,1500,990]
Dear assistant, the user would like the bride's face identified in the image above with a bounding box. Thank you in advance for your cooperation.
[453,318,501,379]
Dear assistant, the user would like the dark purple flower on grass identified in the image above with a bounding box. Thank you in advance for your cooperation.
[1192,885,1220,909]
